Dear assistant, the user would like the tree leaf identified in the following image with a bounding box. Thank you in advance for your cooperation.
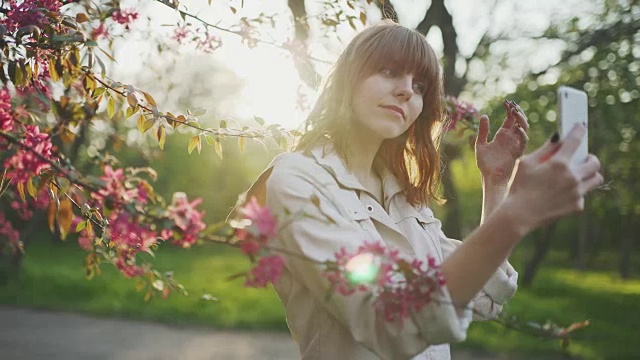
[360,11,367,25]
[188,135,200,154]
[157,126,166,149]
[76,220,87,233]
[86,219,93,236]
[58,196,73,240]
[60,128,75,143]
[76,13,90,23]
[16,182,26,202]
[27,177,37,199]
[137,115,146,133]
[214,139,223,159]
[127,93,138,108]
[204,134,214,145]
[107,97,116,119]
[48,200,56,233]
[238,136,246,152]
[142,92,157,107]
[143,119,154,134]
[253,116,265,126]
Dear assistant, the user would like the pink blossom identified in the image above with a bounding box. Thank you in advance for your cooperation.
[324,241,446,325]
[244,255,285,288]
[4,0,62,33]
[107,211,158,252]
[444,96,479,132]
[0,211,21,254]
[115,256,145,278]
[196,34,223,53]
[171,25,191,44]
[4,125,55,187]
[163,192,206,248]
[0,88,14,132]
[233,197,278,256]
[91,24,110,40]
[242,197,277,239]
[111,8,139,30]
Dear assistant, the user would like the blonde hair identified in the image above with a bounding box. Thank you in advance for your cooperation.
[295,21,448,206]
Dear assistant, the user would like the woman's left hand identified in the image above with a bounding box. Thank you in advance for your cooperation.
[475,100,529,183]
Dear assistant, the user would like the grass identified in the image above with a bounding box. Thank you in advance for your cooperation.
[2,238,639,359]
[0,238,287,331]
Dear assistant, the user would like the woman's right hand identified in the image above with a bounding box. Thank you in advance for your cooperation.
[505,124,603,234]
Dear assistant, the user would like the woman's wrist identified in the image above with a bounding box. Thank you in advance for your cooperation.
[495,196,535,239]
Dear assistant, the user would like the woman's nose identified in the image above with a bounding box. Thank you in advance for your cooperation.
[393,75,414,99]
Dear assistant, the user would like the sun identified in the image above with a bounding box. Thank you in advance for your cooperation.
[225,43,317,130]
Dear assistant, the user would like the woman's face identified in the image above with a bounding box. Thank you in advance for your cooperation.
[351,67,425,141]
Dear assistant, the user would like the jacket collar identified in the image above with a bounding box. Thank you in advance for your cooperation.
[309,144,404,204]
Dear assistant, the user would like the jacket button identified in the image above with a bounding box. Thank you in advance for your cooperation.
[366,205,374,213]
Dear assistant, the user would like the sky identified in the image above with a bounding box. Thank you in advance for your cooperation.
[109,0,600,130]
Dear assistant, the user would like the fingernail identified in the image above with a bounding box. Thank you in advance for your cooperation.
[550,132,559,143]
[503,99,509,109]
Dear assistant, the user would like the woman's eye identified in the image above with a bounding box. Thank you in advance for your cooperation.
[413,83,426,94]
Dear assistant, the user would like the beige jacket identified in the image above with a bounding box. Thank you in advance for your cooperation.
[239,145,518,360]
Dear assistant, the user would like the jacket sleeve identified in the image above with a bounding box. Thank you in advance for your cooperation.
[264,157,472,360]
[424,208,518,321]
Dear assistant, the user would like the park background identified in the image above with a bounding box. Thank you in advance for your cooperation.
[1,0,639,359]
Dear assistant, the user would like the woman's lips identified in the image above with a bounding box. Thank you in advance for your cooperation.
[381,105,405,119]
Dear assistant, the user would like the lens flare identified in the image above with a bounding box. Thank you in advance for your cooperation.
[345,253,379,285]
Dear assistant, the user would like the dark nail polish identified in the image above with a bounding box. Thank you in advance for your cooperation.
[503,99,509,109]
[550,132,559,143]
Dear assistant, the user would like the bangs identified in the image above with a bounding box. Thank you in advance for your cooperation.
[356,26,438,85]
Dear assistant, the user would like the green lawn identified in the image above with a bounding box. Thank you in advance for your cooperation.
[1,238,639,359]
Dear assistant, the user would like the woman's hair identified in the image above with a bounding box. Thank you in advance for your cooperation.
[294,21,447,206]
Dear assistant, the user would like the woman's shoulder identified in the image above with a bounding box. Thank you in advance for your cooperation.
[268,150,332,182]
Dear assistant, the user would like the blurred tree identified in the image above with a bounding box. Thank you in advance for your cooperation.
[489,0,640,283]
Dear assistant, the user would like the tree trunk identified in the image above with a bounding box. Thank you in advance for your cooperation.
[521,223,557,287]
[287,0,320,89]
[413,0,466,238]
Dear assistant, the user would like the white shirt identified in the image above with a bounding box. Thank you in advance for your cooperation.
[239,145,518,360]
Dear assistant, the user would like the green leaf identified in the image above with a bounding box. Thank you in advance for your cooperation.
[107,97,116,119]
[204,135,214,145]
[26,177,37,199]
[214,139,223,159]
[188,135,200,154]
[137,115,146,133]
[76,220,87,233]
[254,116,265,126]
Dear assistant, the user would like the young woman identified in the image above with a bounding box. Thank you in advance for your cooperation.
[235,22,602,360]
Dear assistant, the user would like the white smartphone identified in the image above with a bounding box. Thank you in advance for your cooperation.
[557,86,589,166]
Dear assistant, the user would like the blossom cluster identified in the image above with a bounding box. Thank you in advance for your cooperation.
[443,95,480,132]
[0,211,21,255]
[162,192,206,248]
[111,8,139,30]
[325,241,446,323]
[0,88,15,133]
[3,0,63,33]
[232,197,283,288]
[4,125,55,187]
[171,25,223,53]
